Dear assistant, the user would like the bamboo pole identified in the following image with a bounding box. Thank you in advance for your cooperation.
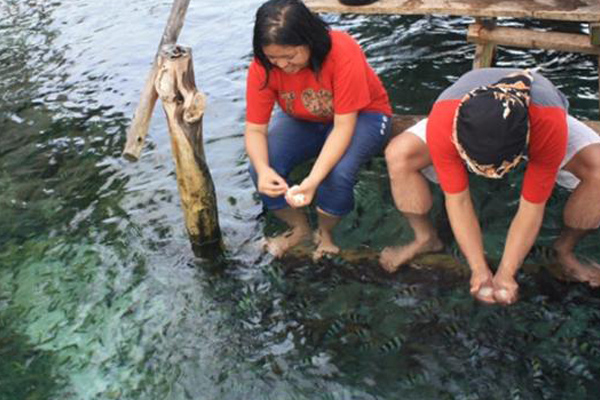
[155,44,223,258]
[122,0,191,162]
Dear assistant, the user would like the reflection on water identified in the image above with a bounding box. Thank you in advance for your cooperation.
[1,0,600,399]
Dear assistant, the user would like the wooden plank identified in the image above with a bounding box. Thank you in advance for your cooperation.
[304,0,600,22]
[592,23,600,46]
[467,23,600,55]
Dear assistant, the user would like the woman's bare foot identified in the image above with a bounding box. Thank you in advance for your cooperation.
[312,228,340,261]
[379,236,443,273]
[264,227,311,258]
[555,249,600,287]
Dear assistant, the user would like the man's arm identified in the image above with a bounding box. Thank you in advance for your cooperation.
[445,189,495,302]
[493,197,546,304]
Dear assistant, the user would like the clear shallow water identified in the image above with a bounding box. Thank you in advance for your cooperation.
[1,1,600,399]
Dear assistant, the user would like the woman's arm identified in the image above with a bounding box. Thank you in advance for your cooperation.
[245,122,288,198]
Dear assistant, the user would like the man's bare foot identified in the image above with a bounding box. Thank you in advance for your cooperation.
[555,250,600,287]
[379,237,443,273]
[312,229,340,261]
[264,227,311,258]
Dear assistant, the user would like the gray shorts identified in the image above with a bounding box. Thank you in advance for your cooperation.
[408,115,600,190]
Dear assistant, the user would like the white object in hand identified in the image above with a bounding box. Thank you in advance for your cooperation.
[478,287,493,298]
[287,185,305,206]
[496,289,509,301]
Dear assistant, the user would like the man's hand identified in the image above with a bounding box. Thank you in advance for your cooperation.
[257,168,288,198]
[470,267,496,304]
[492,272,519,305]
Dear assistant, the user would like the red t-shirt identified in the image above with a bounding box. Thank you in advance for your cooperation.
[427,100,567,203]
[246,30,391,124]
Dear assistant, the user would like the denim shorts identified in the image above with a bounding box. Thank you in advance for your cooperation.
[249,111,392,216]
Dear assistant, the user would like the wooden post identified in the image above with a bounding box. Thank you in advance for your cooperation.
[471,19,496,69]
[155,44,223,259]
[122,0,191,162]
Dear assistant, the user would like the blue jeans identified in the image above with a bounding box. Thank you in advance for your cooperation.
[249,111,391,216]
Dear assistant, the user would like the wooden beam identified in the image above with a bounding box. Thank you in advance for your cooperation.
[591,23,600,46]
[467,22,600,56]
[155,44,223,259]
[303,0,600,22]
[122,0,191,162]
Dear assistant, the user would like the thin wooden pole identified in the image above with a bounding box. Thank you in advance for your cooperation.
[122,0,191,162]
[155,44,223,259]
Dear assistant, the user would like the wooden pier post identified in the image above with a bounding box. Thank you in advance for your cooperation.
[155,44,223,258]
[471,18,496,69]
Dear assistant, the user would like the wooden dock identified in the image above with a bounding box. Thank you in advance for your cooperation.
[304,0,600,117]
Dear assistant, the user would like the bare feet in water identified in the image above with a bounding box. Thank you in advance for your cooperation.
[312,228,340,261]
[379,236,443,273]
[555,248,600,287]
[264,227,311,258]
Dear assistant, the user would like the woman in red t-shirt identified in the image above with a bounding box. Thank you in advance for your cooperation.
[245,0,392,259]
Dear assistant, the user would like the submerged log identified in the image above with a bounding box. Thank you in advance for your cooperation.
[122,0,191,162]
[155,44,223,258]
[284,243,572,284]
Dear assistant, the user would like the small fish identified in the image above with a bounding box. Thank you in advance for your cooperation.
[379,336,404,354]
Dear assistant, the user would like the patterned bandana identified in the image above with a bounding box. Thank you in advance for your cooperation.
[452,70,533,179]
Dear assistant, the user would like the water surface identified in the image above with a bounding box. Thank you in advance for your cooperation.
[1,1,600,399]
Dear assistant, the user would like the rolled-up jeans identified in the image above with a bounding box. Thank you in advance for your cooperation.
[249,111,391,217]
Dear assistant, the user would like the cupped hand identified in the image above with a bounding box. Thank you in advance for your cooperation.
[284,179,317,208]
[258,168,288,198]
[492,274,519,305]
[470,268,496,304]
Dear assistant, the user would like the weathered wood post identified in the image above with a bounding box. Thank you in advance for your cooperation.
[121,0,223,258]
[122,0,191,161]
[470,18,496,69]
[155,44,223,258]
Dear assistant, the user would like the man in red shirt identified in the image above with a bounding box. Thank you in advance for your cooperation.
[381,68,600,304]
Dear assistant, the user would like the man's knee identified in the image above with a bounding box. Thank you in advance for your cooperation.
[384,133,429,176]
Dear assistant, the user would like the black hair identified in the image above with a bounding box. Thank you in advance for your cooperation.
[252,0,331,87]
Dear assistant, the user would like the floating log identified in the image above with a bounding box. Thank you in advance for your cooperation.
[283,243,574,284]
[122,0,191,162]
[155,44,223,258]
[467,22,600,56]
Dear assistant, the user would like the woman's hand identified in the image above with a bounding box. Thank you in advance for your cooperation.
[285,179,318,208]
[258,168,289,198]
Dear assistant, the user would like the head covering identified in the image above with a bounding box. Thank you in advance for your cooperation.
[452,70,533,179]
